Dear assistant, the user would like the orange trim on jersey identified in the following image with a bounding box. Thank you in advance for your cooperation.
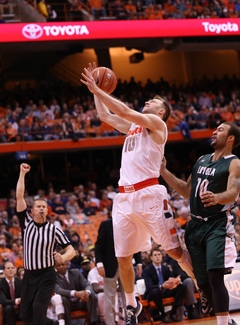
[119,178,159,193]
[170,227,177,235]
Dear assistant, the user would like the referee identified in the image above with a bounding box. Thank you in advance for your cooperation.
[16,163,76,325]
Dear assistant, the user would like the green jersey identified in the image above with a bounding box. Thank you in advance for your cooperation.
[190,153,238,219]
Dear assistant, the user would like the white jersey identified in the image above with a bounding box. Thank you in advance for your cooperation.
[119,122,167,186]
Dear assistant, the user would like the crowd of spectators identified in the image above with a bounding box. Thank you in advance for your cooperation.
[36,0,240,22]
[0,74,240,142]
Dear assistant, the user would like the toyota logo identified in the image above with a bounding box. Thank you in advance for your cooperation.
[22,24,43,39]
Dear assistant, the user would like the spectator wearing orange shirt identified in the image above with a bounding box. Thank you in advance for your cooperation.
[234,105,240,126]
[14,248,24,269]
[0,119,7,143]
[144,3,155,19]
[164,0,176,13]
[99,191,112,212]
[125,0,136,19]
[89,0,106,18]
[9,215,21,238]
[6,121,17,142]
[220,105,235,123]
[0,235,11,265]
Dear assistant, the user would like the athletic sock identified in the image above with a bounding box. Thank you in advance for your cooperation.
[228,314,232,324]
[125,292,137,308]
[216,315,229,325]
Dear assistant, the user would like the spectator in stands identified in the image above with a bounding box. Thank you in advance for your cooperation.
[88,266,105,324]
[141,251,151,270]
[38,0,48,17]
[89,190,100,208]
[31,116,44,141]
[183,106,198,130]
[7,242,19,265]
[2,210,10,229]
[125,0,136,19]
[111,0,128,19]
[6,121,18,142]
[62,114,76,139]
[0,235,11,265]
[81,256,92,279]
[17,266,25,280]
[99,191,112,212]
[83,195,98,216]
[135,1,144,18]
[62,211,74,228]
[88,0,106,19]
[196,106,209,129]
[68,0,83,21]
[0,261,22,325]
[52,194,67,215]
[208,106,223,128]
[220,105,235,123]
[17,118,32,142]
[0,119,7,143]
[54,259,98,325]
[74,114,87,138]
[142,248,185,323]
[77,191,86,210]
[234,105,240,126]
[69,230,81,250]
[66,195,82,224]
[14,248,24,269]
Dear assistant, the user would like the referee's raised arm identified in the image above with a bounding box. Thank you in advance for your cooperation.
[16,163,30,212]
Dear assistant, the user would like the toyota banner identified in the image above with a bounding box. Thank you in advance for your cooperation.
[0,19,240,43]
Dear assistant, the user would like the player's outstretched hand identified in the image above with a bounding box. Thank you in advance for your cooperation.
[80,66,97,94]
[87,62,97,73]
[20,163,31,175]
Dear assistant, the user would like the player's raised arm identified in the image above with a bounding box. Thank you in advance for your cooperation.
[81,67,167,140]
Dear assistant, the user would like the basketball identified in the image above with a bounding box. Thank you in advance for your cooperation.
[91,67,117,94]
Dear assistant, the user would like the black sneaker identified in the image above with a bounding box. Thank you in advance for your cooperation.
[229,319,238,325]
[125,301,142,325]
[198,289,213,315]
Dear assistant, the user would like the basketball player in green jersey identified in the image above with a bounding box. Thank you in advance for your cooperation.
[161,122,240,325]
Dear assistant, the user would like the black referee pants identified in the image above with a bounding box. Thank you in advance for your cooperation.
[20,267,56,325]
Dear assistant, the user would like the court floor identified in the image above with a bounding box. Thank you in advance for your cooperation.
[150,312,240,325]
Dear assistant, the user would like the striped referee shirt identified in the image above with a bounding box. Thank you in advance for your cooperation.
[17,209,70,270]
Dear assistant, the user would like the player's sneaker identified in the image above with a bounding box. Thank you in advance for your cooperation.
[198,289,213,315]
[229,319,238,325]
[125,301,142,325]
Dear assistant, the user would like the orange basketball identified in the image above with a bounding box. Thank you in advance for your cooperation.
[91,67,117,94]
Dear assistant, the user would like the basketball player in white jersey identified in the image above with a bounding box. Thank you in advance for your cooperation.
[81,64,194,325]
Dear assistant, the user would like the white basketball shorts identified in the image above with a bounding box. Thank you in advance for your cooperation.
[112,184,180,257]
